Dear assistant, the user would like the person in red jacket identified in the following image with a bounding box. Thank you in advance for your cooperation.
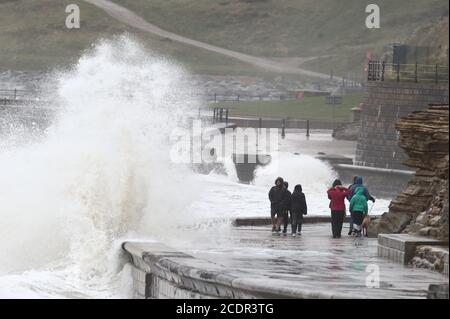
[327,179,349,238]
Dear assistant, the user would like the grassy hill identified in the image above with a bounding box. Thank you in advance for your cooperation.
[0,0,266,76]
[113,0,449,74]
[1,0,448,77]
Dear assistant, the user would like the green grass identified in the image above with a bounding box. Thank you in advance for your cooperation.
[112,0,449,75]
[0,0,271,76]
[210,93,362,122]
[1,0,448,77]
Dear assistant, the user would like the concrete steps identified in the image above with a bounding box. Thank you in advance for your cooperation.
[377,233,448,266]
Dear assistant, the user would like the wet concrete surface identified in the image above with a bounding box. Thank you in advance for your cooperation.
[170,223,447,299]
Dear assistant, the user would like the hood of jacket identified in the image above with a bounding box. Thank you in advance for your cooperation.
[355,176,363,185]
[355,187,365,195]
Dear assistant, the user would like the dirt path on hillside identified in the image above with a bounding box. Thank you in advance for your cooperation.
[84,0,341,81]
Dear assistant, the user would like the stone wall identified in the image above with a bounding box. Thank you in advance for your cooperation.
[370,105,449,239]
[355,82,448,170]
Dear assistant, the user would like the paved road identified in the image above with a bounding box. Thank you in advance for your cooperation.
[84,0,341,81]
[164,223,447,298]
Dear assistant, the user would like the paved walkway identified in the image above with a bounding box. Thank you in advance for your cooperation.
[166,223,447,298]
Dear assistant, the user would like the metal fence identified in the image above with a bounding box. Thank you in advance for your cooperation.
[367,60,449,83]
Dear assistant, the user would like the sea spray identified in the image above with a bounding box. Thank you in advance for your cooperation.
[0,36,201,296]
[253,152,337,193]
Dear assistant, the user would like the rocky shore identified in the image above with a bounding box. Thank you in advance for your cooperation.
[370,104,449,239]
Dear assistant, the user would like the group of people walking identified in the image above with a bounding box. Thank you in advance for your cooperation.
[268,176,375,238]
[268,177,307,237]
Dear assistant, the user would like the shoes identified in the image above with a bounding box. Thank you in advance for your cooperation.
[292,233,296,237]
[297,232,302,236]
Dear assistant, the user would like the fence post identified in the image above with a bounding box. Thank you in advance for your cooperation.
[396,63,400,82]
[435,64,439,84]
[306,120,310,138]
[381,61,386,81]
[14,88,17,100]
[214,93,217,103]
[414,63,418,83]
[259,117,262,133]
[281,119,286,139]
[225,108,229,125]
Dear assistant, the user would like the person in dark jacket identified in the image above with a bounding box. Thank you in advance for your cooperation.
[268,177,286,234]
[282,181,292,236]
[346,176,375,235]
[347,176,375,202]
[291,184,307,237]
[327,179,349,238]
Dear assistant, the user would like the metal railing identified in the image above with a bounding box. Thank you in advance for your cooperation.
[367,60,449,83]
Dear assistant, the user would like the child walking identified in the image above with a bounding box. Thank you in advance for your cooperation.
[349,187,368,237]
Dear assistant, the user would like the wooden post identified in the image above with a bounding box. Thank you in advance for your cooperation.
[396,63,400,82]
[214,93,217,103]
[281,119,286,139]
[414,62,418,83]
[306,120,310,137]
[14,88,17,100]
[259,117,262,133]
[435,64,439,84]
[225,108,229,125]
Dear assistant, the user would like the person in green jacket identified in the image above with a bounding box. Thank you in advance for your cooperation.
[349,187,368,237]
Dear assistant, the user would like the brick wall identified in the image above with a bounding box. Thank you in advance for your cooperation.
[355,82,449,169]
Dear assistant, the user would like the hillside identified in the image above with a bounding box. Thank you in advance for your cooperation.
[112,0,449,74]
[0,0,448,77]
[0,0,265,76]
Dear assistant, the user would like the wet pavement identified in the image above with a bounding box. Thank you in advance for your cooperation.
[169,223,447,299]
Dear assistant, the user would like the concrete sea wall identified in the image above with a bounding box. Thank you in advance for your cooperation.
[355,82,448,170]
[122,241,356,299]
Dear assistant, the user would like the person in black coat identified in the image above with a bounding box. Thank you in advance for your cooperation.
[268,177,286,233]
[290,184,307,237]
[282,181,292,236]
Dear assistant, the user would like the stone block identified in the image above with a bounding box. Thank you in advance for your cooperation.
[427,284,449,299]
[378,234,448,264]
